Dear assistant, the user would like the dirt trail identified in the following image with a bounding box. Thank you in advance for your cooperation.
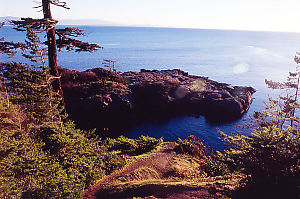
[83,142,241,199]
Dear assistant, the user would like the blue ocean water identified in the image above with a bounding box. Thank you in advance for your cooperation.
[2,26,300,149]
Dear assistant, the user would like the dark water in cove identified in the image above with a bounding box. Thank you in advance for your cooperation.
[2,26,300,149]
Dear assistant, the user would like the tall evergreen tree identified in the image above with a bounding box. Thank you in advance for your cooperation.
[8,0,102,95]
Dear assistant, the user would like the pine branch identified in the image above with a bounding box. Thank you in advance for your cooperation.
[56,28,86,37]
[0,41,27,56]
[22,28,47,68]
[0,22,28,56]
[55,28,103,52]
[265,79,286,89]
[55,38,103,52]
[11,18,58,32]
[50,0,70,9]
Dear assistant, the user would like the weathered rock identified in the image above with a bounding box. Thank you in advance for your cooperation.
[61,68,256,135]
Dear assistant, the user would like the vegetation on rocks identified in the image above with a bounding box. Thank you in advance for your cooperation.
[61,68,256,137]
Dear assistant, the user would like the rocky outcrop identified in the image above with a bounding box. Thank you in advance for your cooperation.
[61,68,255,135]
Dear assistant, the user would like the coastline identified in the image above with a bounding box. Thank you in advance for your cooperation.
[60,67,256,137]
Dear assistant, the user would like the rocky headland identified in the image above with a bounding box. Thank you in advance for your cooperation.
[60,68,256,135]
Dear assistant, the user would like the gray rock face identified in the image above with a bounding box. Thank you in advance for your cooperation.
[61,68,256,134]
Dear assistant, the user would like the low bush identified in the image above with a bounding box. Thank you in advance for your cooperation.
[107,135,163,155]
[176,135,230,176]
[200,157,230,177]
[176,135,208,159]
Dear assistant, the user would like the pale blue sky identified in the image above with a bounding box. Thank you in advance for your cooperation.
[1,0,300,32]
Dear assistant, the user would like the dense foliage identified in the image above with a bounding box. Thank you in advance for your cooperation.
[220,125,299,180]
[0,62,127,198]
[106,135,163,155]
[219,120,299,198]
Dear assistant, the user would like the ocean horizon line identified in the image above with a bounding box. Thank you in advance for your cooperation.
[2,15,300,34]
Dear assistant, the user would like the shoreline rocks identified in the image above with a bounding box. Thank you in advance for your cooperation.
[60,68,256,135]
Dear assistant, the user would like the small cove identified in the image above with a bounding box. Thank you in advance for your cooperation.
[2,26,300,149]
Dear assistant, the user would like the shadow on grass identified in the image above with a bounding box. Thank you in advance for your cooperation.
[95,182,228,199]
[231,178,299,199]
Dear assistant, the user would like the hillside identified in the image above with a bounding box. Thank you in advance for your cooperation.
[83,142,244,199]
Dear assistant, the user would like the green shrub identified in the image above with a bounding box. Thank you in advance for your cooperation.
[102,153,126,175]
[107,135,163,155]
[200,157,230,177]
[220,126,300,181]
[176,135,208,159]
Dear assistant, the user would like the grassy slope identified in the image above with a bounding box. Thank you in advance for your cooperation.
[83,142,245,199]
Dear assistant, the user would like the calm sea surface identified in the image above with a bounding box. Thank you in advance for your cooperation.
[2,26,300,149]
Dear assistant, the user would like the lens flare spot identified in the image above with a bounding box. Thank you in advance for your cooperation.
[233,63,249,74]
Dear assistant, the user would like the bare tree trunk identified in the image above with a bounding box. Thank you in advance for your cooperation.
[42,0,60,91]
[42,0,66,113]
